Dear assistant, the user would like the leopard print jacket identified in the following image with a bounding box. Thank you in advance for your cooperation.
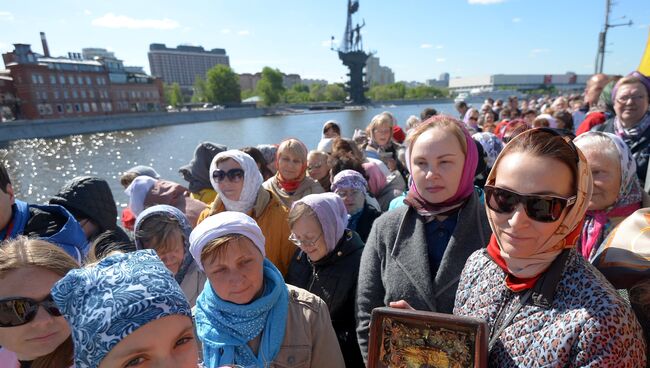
[454,248,646,367]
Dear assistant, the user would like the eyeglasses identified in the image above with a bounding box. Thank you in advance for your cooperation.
[616,94,646,104]
[469,116,478,121]
[212,168,244,183]
[335,189,361,198]
[307,163,323,171]
[484,185,576,223]
[288,232,322,248]
[0,294,62,327]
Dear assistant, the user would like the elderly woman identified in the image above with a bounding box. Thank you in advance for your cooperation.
[454,128,645,366]
[197,149,294,275]
[331,169,381,242]
[362,159,406,211]
[189,211,344,367]
[263,138,324,208]
[307,150,331,192]
[134,205,207,306]
[463,107,480,133]
[574,132,649,261]
[472,132,504,188]
[594,73,650,184]
[285,193,365,367]
[0,238,78,368]
[357,115,492,362]
[52,250,199,368]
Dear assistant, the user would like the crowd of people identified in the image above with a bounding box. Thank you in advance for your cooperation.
[0,70,649,367]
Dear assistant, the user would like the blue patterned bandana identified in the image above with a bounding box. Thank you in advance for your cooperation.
[51,250,192,368]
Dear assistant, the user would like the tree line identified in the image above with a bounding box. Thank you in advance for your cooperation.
[164,65,448,107]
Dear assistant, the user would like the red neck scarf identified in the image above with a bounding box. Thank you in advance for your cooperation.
[487,235,542,292]
[276,169,306,193]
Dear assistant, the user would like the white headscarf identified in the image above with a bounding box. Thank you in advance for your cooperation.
[124,176,157,216]
[209,150,263,213]
[189,211,266,271]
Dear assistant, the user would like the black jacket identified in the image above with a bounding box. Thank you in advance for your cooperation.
[286,229,365,368]
[354,202,381,243]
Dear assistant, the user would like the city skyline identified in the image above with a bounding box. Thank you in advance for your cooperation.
[1,0,649,83]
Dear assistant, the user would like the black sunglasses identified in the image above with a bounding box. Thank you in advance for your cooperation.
[212,168,245,183]
[0,294,62,328]
[484,185,576,223]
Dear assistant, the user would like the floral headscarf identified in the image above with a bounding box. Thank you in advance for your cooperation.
[574,132,643,261]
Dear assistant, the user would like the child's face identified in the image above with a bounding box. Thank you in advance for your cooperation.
[98,315,198,368]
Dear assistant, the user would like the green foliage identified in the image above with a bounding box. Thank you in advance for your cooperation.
[309,83,326,102]
[205,65,241,104]
[165,83,183,107]
[324,84,346,101]
[191,76,208,103]
[241,89,256,100]
[256,67,285,106]
[368,83,447,101]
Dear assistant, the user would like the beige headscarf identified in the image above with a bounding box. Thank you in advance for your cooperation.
[486,129,593,279]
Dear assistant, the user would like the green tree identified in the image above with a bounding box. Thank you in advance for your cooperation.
[241,89,256,101]
[205,65,241,104]
[191,76,208,103]
[309,83,327,101]
[165,83,183,107]
[284,84,310,103]
[324,84,346,101]
[256,67,285,106]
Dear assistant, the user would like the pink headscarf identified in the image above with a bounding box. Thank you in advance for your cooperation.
[362,161,388,196]
[404,115,478,217]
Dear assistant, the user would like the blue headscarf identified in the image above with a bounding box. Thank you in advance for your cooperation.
[195,259,288,367]
[134,204,195,285]
[51,250,192,368]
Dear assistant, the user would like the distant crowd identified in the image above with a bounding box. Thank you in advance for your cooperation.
[0,69,649,367]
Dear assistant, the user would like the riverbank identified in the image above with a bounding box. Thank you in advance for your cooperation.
[0,107,266,143]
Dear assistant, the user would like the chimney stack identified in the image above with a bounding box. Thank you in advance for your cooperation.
[40,32,50,57]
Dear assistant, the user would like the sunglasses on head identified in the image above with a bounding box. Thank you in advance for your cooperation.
[0,294,62,328]
[212,168,245,183]
[484,185,576,223]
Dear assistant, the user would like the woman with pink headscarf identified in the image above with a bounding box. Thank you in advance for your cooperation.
[356,115,492,363]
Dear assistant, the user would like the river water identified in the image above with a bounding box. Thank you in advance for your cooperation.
[3,102,458,208]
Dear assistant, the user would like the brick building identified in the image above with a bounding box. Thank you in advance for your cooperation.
[1,34,163,120]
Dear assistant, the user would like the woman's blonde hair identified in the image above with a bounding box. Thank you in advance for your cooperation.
[366,112,395,135]
[0,237,78,368]
[200,234,247,266]
[278,139,308,163]
[405,115,468,157]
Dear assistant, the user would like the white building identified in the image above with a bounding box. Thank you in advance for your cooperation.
[448,73,590,94]
[366,56,395,86]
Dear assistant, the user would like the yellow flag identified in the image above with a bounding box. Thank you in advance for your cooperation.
[640,28,650,75]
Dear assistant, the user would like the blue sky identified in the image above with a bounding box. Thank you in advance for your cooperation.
[1,0,649,83]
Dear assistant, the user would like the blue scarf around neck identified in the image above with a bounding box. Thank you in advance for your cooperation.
[195,259,288,367]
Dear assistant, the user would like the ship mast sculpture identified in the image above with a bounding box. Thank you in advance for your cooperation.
[337,0,370,104]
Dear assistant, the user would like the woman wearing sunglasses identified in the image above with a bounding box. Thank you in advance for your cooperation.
[356,115,492,362]
[197,149,294,276]
[285,193,365,368]
[454,128,646,366]
[0,237,78,368]
[263,138,324,209]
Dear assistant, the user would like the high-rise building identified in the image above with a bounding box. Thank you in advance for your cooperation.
[365,56,394,86]
[148,43,230,92]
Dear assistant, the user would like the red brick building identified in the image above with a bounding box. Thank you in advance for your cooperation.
[2,37,164,120]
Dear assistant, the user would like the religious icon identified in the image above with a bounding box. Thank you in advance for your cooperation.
[367,307,488,368]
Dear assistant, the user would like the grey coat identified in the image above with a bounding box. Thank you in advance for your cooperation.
[356,190,491,361]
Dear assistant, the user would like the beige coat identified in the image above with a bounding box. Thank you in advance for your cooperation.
[180,261,207,307]
[269,285,345,368]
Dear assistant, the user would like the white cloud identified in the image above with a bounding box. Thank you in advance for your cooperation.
[221,28,231,34]
[238,30,250,36]
[435,44,444,49]
[468,0,505,4]
[91,13,180,30]
[638,24,649,29]
[512,17,522,23]
[83,9,92,16]
[529,48,550,57]
[0,11,14,21]
[421,43,433,49]
[182,26,192,33]
[436,58,446,63]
